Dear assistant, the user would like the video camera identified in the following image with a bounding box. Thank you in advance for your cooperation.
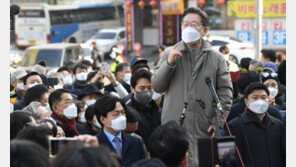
[198,136,237,167]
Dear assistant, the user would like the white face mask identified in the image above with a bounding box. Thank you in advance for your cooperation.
[76,72,87,81]
[93,116,102,129]
[85,99,96,106]
[28,83,41,88]
[54,84,63,90]
[79,112,87,124]
[17,82,25,90]
[124,73,132,84]
[63,103,77,120]
[152,92,161,101]
[44,104,52,114]
[182,27,201,45]
[106,115,126,131]
[87,68,93,74]
[62,75,73,85]
[248,100,269,114]
[99,88,105,94]
[268,87,278,97]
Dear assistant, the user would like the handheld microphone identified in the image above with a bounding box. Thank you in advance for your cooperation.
[10,4,20,31]
[10,4,20,15]
[205,77,223,114]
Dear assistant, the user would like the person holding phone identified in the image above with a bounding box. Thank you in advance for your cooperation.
[94,95,146,167]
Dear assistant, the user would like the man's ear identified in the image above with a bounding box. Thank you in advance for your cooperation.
[203,27,208,36]
[100,116,106,125]
[24,84,28,91]
[244,98,249,107]
[130,86,135,94]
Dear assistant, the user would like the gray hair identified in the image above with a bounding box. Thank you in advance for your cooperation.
[22,101,42,121]
[249,60,263,69]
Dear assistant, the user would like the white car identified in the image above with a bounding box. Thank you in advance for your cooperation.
[205,35,255,65]
[84,27,126,55]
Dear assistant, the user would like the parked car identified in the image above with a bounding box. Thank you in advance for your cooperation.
[84,27,125,55]
[204,35,255,65]
[19,43,85,74]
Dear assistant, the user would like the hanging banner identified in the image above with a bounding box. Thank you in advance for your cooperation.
[125,3,134,51]
[162,15,178,45]
[161,0,184,15]
[227,0,286,18]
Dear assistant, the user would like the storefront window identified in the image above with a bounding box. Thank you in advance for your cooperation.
[143,6,159,27]
[200,0,234,30]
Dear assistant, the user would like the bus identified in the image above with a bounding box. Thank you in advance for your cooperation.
[15,1,124,48]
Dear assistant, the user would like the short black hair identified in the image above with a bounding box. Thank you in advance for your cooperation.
[131,63,150,74]
[85,104,96,124]
[23,84,48,107]
[182,7,208,27]
[23,71,42,85]
[49,89,70,111]
[219,45,229,53]
[11,139,49,167]
[261,49,276,62]
[131,69,152,89]
[16,126,52,151]
[148,121,189,167]
[50,142,119,167]
[240,57,252,69]
[125,106,141,123]
[237,70,261,95]
[57,66,71,73]
[80,60,93,68]
[131,158,166,167]
[72,63,88,74]
[10,111,33,140]
[94,94,127,127]
[115,63,129,77]
[244,82,269,99]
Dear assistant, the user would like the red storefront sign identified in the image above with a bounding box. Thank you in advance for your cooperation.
[125,2,134,51]
[162,15,177,45]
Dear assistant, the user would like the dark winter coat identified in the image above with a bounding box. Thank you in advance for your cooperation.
[127,95,161,146]
[227,110,285,167]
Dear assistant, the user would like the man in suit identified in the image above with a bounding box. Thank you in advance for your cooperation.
[94,94,147,167]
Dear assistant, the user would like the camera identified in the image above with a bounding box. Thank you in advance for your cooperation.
[198,136,237,167]
[48,137,78,157]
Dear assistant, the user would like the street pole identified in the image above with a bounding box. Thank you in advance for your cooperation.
[255,0,263,60]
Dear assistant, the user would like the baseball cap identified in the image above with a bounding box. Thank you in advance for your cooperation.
[263,62,278,73]
[130,57,148,68]
[31,64,46,76]
[12,68,27,80]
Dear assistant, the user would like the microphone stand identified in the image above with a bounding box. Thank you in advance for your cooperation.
[211,100,220,137]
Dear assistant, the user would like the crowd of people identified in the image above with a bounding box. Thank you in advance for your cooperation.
[10,7,286,167]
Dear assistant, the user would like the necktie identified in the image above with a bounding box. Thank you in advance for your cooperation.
[113,137,122,158]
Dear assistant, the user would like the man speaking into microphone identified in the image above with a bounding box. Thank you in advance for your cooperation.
[151,7,233,167]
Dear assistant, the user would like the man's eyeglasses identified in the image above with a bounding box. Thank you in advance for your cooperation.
[182,22,203,28]
[261,72,278,78]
